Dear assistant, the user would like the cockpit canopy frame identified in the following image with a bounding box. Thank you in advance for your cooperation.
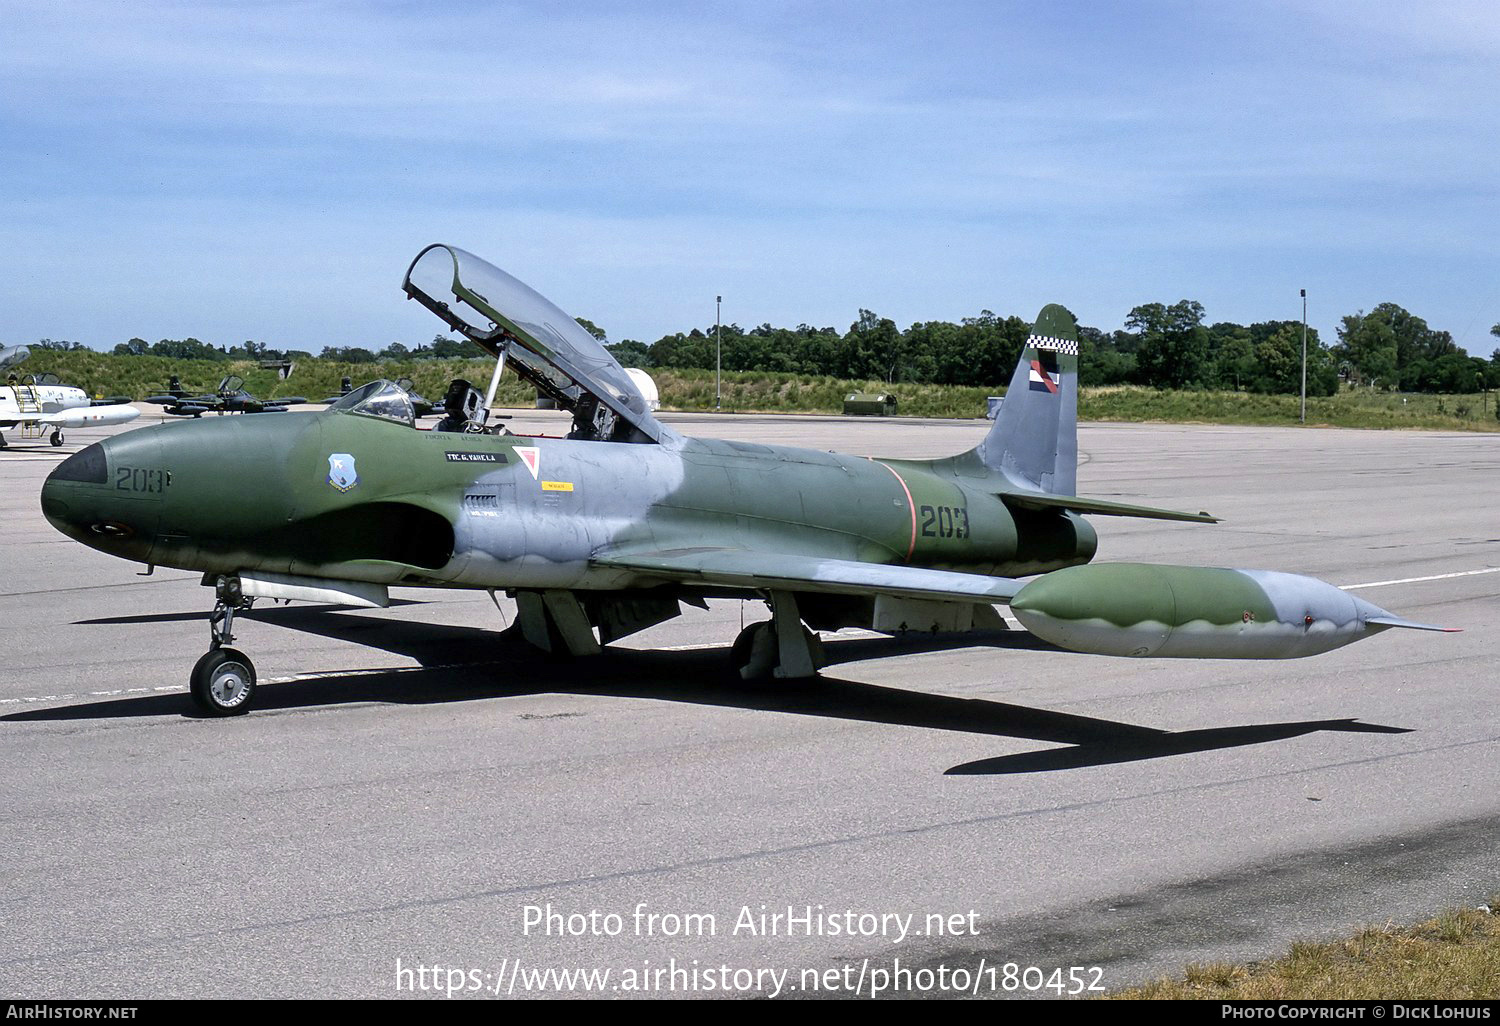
[328,379,416,426]
[401,244,664,444]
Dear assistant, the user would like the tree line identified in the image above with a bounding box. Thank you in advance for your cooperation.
[609,301,1500,396]
[104,335,486,363]
[26,301,1500,396]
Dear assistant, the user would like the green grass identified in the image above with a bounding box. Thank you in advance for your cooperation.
[1080,384,1500,431]
[647,368,994,419]
[20,352,1500,432]
[1109,902,1500,1000]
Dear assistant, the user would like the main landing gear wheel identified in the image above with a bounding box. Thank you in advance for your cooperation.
[189,648,256,716]
[730,620,824,681]
[49,429,63,446]
[731,621,776,680]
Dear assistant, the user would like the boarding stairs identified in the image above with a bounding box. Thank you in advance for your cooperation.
[15,384,46,439]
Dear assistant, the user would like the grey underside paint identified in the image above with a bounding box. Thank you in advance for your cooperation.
[593,548,1023,604]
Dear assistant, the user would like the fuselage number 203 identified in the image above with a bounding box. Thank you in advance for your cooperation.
[919,504,969,539]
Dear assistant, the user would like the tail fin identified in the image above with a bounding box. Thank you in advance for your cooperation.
[951,304,1217,524]
[974,304,1078,494]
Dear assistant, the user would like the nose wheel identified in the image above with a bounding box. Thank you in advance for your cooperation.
[49,429,64,447]
[190,648,256,715]
[190,576,258,716]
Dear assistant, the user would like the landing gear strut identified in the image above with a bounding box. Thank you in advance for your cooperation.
[730,591,826,681]
[190,576,257,716]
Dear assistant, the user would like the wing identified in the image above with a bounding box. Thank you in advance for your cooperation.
[147,394,220,414]
[593,547,1023,604]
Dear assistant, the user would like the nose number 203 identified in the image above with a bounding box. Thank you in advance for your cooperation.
[115,466,170,494]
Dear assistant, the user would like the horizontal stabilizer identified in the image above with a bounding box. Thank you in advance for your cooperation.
[1001,490,1219,524]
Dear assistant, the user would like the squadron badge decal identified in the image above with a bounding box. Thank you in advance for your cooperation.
[327,453,359,492]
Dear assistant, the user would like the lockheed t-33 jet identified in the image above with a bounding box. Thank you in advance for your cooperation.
[38,245,1452,714]
[0,345,139,449]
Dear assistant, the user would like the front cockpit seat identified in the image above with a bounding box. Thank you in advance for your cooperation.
[434,378,486,433]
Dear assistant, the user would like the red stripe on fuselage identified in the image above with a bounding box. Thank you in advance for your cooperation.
[872,460,918,561]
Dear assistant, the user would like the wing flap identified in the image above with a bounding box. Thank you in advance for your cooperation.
[594,547,1023,604]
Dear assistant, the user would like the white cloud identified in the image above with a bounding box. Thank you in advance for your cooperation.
[0,0,1495,354]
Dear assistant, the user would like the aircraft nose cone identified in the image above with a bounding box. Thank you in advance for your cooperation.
[41,442,110,530]
[41,437,162,561]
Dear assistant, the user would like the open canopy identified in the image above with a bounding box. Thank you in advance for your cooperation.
[402,244,666,444]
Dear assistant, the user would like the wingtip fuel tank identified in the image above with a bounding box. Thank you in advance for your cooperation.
[1009,563,1448,659]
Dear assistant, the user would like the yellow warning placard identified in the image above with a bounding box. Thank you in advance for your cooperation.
[541,481,574,492]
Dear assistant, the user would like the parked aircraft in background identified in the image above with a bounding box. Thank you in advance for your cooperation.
[145,375,307,416]
[1,348,139,448]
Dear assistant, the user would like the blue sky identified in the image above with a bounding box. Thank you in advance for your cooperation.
[2,0,1497,357]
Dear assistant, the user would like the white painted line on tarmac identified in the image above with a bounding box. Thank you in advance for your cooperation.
[0,684,185,705]
[1342,566,1500,591]
[0,662,496,708]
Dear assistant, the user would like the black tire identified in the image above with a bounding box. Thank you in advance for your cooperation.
[50,430,63,446]
[189,648,256,716]
[730,621,762,665]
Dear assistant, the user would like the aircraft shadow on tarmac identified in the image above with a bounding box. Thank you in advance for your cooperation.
[8,608,1412,773]
[73,598,428,626]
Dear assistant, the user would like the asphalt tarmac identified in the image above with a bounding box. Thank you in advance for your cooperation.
[1,408,1495,999]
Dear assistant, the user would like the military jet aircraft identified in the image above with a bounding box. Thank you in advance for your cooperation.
[146,374,307,416]
[153,374,193,403]
[321,375,356,404]
[39,244,1453,715]
[0,348,139,448]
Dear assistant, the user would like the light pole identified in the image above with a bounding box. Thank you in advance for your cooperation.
[1300,288,1307,424]
[715,295,722,411]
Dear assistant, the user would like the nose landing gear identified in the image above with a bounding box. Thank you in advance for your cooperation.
[190,576,257,716]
